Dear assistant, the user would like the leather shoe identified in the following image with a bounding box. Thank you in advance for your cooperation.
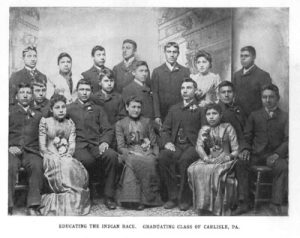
[104,198,117,210]
[164,200,177,209]
[8,207,13,215]
[269,203,282,216]
[231,203,249,216]
[27,207,41,216]
[136,204,145,211]
[179,203,190,211]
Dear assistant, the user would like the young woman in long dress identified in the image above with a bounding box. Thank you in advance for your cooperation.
[188,103,239,215]
[39,94,90,215]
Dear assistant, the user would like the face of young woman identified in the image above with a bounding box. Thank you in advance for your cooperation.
[52,101,67,120]
[126,101,142,119]
[196,56,210,74]
[206,108,221,127]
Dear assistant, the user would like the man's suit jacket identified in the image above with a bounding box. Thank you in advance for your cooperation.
[151,63,190,121]
[30,99,51,118]
[218,101,247,151]
[161,100,203,147]
[67,99,114,149]
[232,65,272,116]
[122,80,154,119]
[91,90,126,125]
[112,59,151,93]
[81,65,111,93]
[9,104,42,153]
[244,107,288,158]
[9,68,47,105]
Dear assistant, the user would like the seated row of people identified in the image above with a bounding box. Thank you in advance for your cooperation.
[9,75,288,216]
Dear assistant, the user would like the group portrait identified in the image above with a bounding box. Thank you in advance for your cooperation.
[8,7,289,217]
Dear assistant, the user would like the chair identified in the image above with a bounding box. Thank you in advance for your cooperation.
[15,167,28,191]
[250,165,273,212]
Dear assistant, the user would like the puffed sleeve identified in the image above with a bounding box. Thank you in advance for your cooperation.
[39,117,48,156]
[226,123,239,156]
[115,120,129,155]
[67,119,76,156]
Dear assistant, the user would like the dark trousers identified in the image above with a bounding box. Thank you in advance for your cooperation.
[74,145,119,198]
[235,153,288,205]
[8,151,43,208]
[157,144,198,204]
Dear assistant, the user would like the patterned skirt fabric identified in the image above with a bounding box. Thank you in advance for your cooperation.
[188,159,236,215]
[40,154,90,216]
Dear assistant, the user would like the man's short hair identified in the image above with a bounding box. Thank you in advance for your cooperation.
[182,78,197,89]
[123,39,137,50]
[17,82,33,92]
[164,42,179,52]
[76,78,92,90]
[261,83,280,99]
[194,50,212,68]
[57,52,72,65]
[133,61,148,71]
[32,78,47,88]
[218,80,235,92]
[241,46,256,57]
[22,46,37,57]
[99,68,114,82]
[91,45,105,57]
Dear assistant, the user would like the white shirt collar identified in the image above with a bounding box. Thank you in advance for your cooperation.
[18,103,29,112]
[123,56,135,67]
[243,64,255,74]
[165,61,177,71]
[134,78,145,87]
[25,66,36,71]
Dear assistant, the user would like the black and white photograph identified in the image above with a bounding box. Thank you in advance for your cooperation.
[1,0,300,237]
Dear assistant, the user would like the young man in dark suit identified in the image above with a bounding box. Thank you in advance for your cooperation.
[233,84,288,215]
[232,46,272,117]
[157,78,203,211]
[9,83,44,215]
[67,79,119,210]
[122,61,154,120]
[81,45,111,93]
[31,79,50,117]
[151,42,190,128]
[9,46,47,105]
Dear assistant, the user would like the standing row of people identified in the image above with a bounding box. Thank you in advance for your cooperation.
[8,40,288,216]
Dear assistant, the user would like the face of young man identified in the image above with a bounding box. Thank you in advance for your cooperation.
[240,50,255,69]
[23,50,37,69]
[77,84,92,103]
[33,85,47,104]
[219,86,234,104]
[261,89,279,110]
[122,42,136,61]
[133,65,148,84]
[100,76,114,93]
[93,50,106,67]
[164,46,179,65]
[181,82,196,101]
[16,87,32,107]
[126,101,142,119]
[59,56,72,74]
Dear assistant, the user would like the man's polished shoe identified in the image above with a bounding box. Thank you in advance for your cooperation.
[27,207,41,216]
[136,204,145,211]
[163,200,177,209]
[8,207,13,216]
[179,203,190,211]
[104,198,117,210]
[231,203,249,216]
[269,203,282,216]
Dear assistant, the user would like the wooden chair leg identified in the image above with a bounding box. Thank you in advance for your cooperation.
[254,171,261,213]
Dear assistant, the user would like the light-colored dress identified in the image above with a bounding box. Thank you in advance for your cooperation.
[115,116,162,206]
[188,123,238,215]
[190,72,221,106]
[39,117,90,216]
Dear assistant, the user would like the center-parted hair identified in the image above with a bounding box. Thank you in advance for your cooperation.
[182,78,197,89]
[194,50,212,68]
[22,46,37,57]
[164,42,179,52]
[50,94,67,109]
[204,103,222,115]
[57,52,72,65]
[91,45,105,57]
[123,39,137,50]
